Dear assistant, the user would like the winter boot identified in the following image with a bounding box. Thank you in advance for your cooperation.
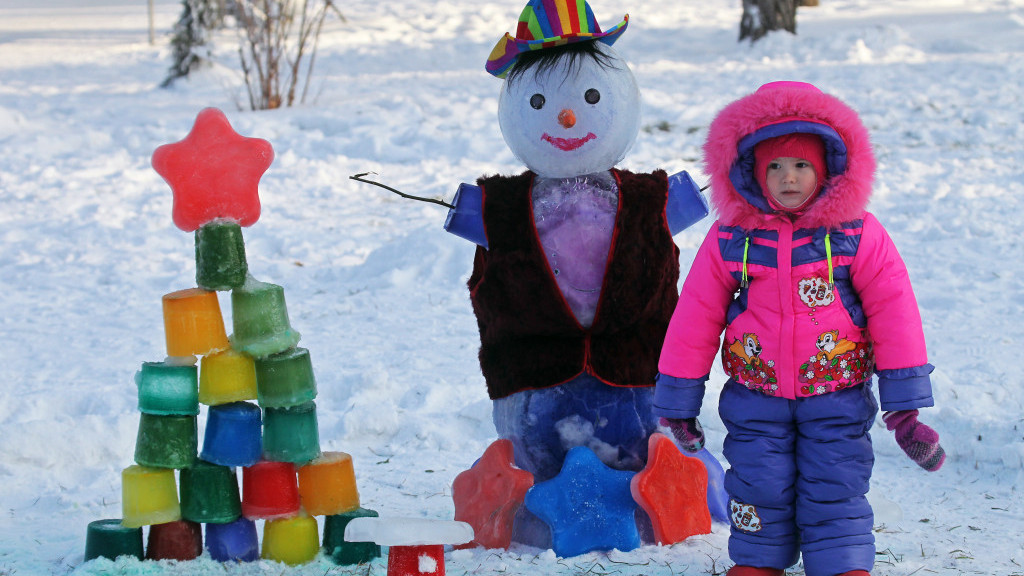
[726,567,785,576]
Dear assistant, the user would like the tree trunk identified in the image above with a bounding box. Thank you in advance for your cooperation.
[148,0,156,44]
[739,0,798,43]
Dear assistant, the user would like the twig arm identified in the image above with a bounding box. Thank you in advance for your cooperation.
[349,173,455,209]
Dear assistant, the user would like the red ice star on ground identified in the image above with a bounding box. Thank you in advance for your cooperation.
[630,433,711,545]
[152,108,274,232]
[452,439,534,549]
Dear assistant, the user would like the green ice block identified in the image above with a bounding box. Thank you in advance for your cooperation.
[136,361,199,415]
[180,460,241,524]
[230,278,300,358]
[262,401,320,464]
[322,508,381,565]
[84,519,144,561]
[254,346,317,408]
[195,220,248,291]
[134,413,197,469]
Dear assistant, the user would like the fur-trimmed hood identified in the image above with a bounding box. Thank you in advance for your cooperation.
[703,81,876,230]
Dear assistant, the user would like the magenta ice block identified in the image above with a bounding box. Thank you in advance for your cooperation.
[200,401,262,467]
[136,361,199,415]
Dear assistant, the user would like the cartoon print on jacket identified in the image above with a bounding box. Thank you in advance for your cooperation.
[798,276,834,327]
[798,329,873,394]
[722,333,779,395]
[729,499,763,533]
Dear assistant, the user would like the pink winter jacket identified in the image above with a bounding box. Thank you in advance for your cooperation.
[654,82,934,419]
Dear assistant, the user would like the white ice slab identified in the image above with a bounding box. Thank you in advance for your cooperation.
[344,517,474,546]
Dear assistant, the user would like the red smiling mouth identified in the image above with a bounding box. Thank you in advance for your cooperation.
[542,132,596,151]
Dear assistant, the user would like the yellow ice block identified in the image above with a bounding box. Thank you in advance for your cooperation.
[121,465,181,528]
[199,348,257,405]
[261,514,319,566]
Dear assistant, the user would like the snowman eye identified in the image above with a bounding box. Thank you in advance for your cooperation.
[584,89,601,104]
[530,94,546,110]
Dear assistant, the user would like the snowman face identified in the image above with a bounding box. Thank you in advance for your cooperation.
[498,43,640,179]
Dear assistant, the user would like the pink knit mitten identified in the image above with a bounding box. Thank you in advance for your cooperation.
[882,410,945,472]
[660,417,705,453]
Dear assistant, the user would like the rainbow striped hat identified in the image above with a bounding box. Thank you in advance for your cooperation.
[486,0,629,78]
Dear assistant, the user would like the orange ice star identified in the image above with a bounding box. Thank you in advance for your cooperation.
[452,439,534,549]
[629,433,711,545]
[152,108,274,232]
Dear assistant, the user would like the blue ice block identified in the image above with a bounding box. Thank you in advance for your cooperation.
[666,171,709,235]
[200,401,262,467]
[492,374,659,482]
[205,517,259,562]
[443,183,488,248]
[524,446,640,557]
[686,447,730,523]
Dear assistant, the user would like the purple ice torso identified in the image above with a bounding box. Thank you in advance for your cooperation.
[531,171,618,328]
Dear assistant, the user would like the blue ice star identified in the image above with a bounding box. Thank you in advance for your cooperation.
[523,446,640,557]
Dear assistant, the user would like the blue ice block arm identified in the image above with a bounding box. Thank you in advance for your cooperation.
[443,183,488,249]
[683,447,730,523]
[667,171,710,235]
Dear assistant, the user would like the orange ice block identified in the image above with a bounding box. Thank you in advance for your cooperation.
[261,514,319,566]
[629,433,711,545]
[297,451,359,516]
[199,348,257,405]
[121,465,181,528]
[163,288,229,357]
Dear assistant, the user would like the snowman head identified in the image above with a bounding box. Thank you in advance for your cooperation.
[498,40,640,178]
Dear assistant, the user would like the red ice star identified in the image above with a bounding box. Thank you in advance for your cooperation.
[630,433,711,545]
[452,439,534,549]
[152,108,274,232]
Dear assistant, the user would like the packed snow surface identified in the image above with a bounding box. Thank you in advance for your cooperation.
[0,0,1022,574]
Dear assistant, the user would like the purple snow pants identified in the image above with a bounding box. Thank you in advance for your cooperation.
[719,379,878,576]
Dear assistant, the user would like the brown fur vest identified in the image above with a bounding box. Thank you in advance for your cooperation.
[468,169,680,399]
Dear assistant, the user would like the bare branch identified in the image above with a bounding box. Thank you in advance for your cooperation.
[350,173,455,210]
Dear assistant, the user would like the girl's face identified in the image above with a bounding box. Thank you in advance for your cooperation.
[764,157,818,209]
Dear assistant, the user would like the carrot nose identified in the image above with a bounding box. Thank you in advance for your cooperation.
[558,109,576,128]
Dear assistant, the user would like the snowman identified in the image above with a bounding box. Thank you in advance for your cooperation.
[444,0,709,538]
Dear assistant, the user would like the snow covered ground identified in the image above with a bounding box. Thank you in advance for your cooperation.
[1,0,1022,574]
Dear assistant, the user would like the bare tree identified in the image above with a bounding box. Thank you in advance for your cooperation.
[739,0,798,43]
[234,0,343,110]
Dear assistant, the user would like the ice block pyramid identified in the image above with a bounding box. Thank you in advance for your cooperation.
[84,108,379,567]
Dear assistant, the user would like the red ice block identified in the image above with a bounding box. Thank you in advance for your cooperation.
[388,544,445,576]
[152,108,274,232]
[146,519,203,561]
[629,433,711,545]
[241,460,300,520]
[452,439,533,549]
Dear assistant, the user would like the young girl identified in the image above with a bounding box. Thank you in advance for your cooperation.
[654,81,945,576]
